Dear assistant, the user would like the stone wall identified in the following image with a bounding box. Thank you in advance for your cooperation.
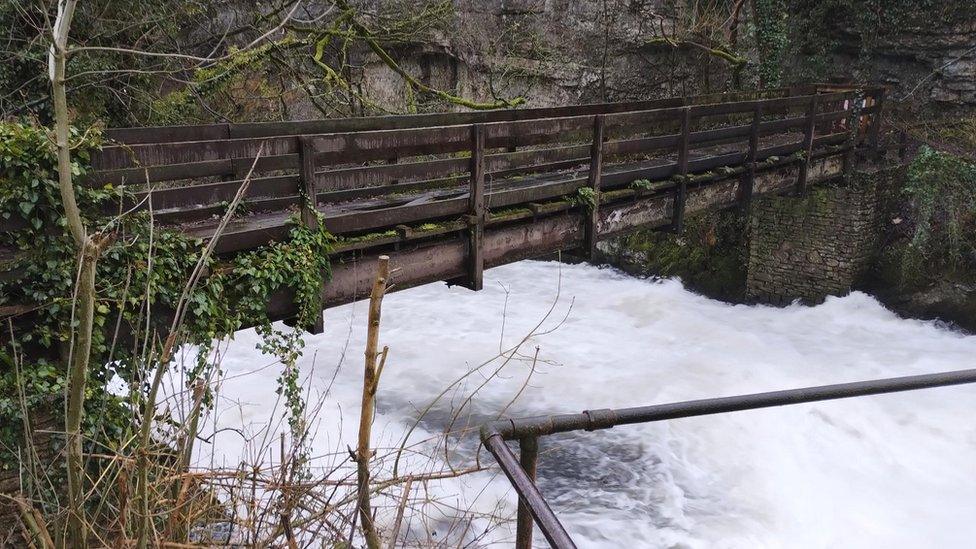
[746,178,880,305]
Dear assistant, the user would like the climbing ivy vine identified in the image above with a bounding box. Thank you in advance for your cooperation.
[0,122,334,471]
[901,146,976,278]
[752,0,788,88]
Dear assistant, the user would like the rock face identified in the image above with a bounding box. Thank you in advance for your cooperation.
[354,0,736,111]
[789,4,976,111]
[851,20,976,108]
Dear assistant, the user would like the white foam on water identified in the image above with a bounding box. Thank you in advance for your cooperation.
[191,260,976,548]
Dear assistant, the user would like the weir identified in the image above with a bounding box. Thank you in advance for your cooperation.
[1,84,885,332]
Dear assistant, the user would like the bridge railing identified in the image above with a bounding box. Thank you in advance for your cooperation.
[481,367,976,549]
[1,85,884,321]
[74,87,881,244]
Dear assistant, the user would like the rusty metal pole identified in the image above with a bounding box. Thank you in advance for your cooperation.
[482,432,577,549]
[515,436,539,549]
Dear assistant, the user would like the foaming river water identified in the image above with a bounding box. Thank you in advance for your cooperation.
[191,260,976,547]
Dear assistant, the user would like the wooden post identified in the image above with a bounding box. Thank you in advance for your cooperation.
[868,87,886,156]
[740,103,762,209]
[515,436,539,549]
[671,107,691,232]
[843,93,863,177]
[466,124,485,290]
[582,114,605,260]
[387,156,399,185]
[299,135,324,334]
[796,94,818,196]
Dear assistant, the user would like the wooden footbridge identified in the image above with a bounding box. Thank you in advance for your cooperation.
[30,84,887,331]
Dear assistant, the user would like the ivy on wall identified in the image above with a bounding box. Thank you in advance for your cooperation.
[0,123,333,474]
[901,146,976,278]
[752,0,788,88]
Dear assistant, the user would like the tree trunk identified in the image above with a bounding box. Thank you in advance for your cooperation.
[49,2,93,546]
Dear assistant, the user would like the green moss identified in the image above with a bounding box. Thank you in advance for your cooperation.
[489,206,533,219]
[0,122,334,473]
[613,209,748,301]
[336,230,398,244]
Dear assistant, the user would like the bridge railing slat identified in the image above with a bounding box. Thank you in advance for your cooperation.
[4,87,881,248]
[102,87,808,146]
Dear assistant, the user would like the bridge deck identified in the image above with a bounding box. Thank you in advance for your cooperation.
[1,85,885,330]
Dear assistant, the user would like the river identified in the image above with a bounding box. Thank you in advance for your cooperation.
[187,260,976,548]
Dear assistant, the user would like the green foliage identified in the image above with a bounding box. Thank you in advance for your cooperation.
[0,1,196,125]
[753,0,789,87]
[569,187,598,212]
[152,38,296,125]
[0,122,333,473]
[630,179,654,191]
[900,146,976,279]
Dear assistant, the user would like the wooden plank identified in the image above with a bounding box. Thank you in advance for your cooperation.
[139,174,300,210]
[582,115,605,259]
[91,90,839,182]
[151,194,301,226]
[90,158,234,186]
[104,123,231,145]
[94,135,298,171]
[486,144,590,173]
[672,107,692,231]
[466,124,486,290]
[315,156,469,192]
[103,87,809,146]
[317,176,466,204]
[103,97,705,145]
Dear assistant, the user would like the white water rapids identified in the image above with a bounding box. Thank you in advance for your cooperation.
[185,260,976,548]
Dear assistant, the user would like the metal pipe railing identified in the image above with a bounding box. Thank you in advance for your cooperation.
[481,367,976,548]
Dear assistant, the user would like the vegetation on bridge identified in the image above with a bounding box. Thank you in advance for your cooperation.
[0,122,335,542]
